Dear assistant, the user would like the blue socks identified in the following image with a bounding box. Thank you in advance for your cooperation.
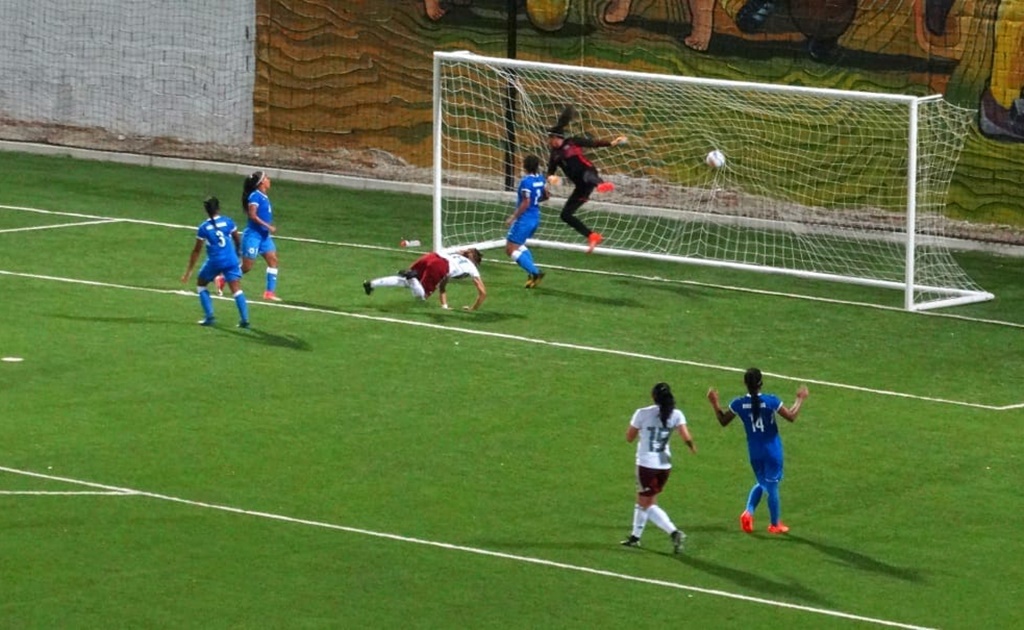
[747,481,782,525]
[234,291,249,322]
[266,267,278,293]
[198,288,214,319]
[511,247,540,275]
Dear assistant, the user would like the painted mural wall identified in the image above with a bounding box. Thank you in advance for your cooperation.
[254,0,1024,227]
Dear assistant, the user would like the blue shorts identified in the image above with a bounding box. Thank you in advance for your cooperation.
[198,260,243,284]
[506,212,540,245]
[241,229,275,259]
[749,453,784,485]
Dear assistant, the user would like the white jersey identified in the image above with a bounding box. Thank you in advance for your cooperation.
[441,252,481,280]
[630,404,686,470]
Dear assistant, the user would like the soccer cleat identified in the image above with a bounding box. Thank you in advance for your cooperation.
[363,280,374,295]
[237,320,250,329]
[740,510,754,533]
[671,530,686,554]
[767,523,790,535]
[586,232,604,254]
[524,272,546,289]
[197,317,216,326]
[620,535,641,548]
[262,291,282,302]
[215,275,225,296]
[596,181,615,193]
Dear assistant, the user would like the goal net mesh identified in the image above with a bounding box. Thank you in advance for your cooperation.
[435,53,989,309]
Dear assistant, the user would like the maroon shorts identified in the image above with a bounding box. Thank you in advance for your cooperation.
[409,252,450,297]
[635,466,671,497]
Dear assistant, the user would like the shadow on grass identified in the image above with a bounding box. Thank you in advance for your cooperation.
[780,534,926,583]
[533,287,642,308]
[221,326,311,351]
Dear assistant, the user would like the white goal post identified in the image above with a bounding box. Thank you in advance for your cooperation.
[432,51,993,311]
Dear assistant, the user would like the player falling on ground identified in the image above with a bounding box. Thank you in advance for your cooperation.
[363,248,487,311]
[506,154,548,288]
[707,368,809,534]
[181,196,250,328]
[546,105,627,253]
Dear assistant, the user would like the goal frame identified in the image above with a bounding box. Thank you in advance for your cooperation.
[432,51,993,312]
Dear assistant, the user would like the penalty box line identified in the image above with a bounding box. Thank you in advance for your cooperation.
[0,267,1019,412]
[5,203,1024,332]
[0,465,937,630]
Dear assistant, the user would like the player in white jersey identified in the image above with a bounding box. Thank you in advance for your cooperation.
[622,382,696,553]
[363,248,487,311]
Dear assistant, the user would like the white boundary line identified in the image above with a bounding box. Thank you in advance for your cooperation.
[0,465,937,630]
[0,218,123,234]
[0,490,135,495]
[1,267,1020,412]
[4,203,1024,330]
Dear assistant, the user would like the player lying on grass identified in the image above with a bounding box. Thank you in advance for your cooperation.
[363,248,486,311]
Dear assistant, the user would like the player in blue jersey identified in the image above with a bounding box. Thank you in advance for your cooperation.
[621,382,696,553]
[181,197,250,328]
[505,154,548,288]
[240,170,282,302]
[707,368,809,534]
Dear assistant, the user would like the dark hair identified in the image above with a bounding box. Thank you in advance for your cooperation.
[523,154,541,174]
[242,170,265,212]
[651,382,675,427]
[203,196,220,217]
[547,105,576,137]
[462,248,483,265]
[744,367,763,424]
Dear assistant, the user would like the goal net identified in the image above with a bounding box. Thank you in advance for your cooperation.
[432,51,992,311]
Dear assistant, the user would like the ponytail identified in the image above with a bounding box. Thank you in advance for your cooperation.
[651,382,675,427]
[744,367,763,423]
[242,170,264,213]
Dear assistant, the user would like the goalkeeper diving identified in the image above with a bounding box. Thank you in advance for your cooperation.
[546,105,627,253]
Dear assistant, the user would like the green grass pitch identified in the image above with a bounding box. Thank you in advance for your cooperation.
[1,151,1022,629]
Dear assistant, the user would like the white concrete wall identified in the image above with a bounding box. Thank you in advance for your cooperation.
[0,1,254,144]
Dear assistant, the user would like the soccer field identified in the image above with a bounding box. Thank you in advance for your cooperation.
[1,151,1022,629]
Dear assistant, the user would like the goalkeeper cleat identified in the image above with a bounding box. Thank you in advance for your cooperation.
[740,510,754,533]
[524,272,546,288]
[363,280,374,295]
[586,232,604,254]
[620,535,641,548]
[671,530,686,554]
[215,275,225,296]
[262,291,282,302]
[767,522,790,535]
[198,317,216,327]
[596,181,615,193]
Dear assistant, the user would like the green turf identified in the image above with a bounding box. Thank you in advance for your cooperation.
[1,150,1022,629]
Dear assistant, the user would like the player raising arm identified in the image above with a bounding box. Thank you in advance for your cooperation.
[546,105,627,253]
[707,368,809,534]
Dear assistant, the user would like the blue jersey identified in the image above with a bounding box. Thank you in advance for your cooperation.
[197,216,240,267]
[728,393,785,456]
[517,173,546,218]
[246,190,273,237]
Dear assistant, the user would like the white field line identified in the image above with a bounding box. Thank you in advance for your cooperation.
[0,218,122,234]
[3,203,1023,329]
[0,268,1020,411]
[0,465,937,630]
[0,490,135,495]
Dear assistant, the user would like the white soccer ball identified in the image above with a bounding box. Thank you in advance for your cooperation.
[705,149,726,169]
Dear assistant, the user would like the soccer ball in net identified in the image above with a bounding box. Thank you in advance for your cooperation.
[705,149,726,168]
